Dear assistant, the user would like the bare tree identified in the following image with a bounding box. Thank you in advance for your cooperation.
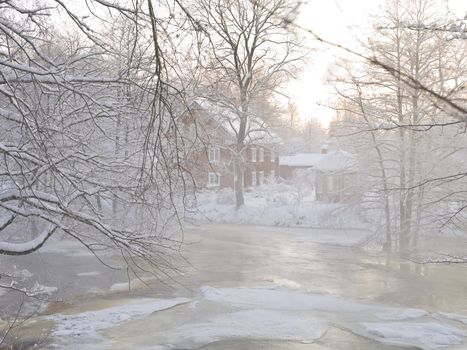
[0,1,194,279]
[329,0,467,255]
[188,0,303,208]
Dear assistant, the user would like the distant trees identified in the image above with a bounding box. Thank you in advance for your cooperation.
[188,0,303,208]
[330,0,467,255]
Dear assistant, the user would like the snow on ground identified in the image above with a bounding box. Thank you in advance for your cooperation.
[12,269,34,279]
[173,309,328,345]
[47,297,190,338]
[362,321,466,349]
[194,286,465,350]
[200,286,431,321]
[190,183,367,229]
[45,285,467,350]
[376,308,428,321]
[437,312,467,325]
[29,282,57,296]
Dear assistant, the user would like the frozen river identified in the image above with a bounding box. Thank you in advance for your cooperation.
[2,224,467,349]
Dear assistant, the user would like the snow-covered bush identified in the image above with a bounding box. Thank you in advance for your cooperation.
[216,188,235,205]
[190,183,368,229]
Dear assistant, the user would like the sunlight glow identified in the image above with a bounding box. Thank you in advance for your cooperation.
[289,0,466,128]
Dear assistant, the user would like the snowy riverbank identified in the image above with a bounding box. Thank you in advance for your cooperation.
[189,184,369,229]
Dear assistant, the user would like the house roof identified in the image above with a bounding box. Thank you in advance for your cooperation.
[316,150,357,172]
[192,99,281,145]
[279,153,325,167]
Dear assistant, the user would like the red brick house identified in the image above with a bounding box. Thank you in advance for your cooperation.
[179,100,279,190]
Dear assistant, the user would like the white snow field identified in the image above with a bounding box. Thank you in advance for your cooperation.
[173,309,328,345]
[191,184,368,229]
[362,321,466,350]
[46,286,467,350]
[196,286,466,350]
[47,297,190,348]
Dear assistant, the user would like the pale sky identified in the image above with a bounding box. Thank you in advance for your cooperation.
[288,0,466,128]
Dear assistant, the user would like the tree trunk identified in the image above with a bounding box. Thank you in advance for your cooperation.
[235,90,248,209]
[356,86,392,252]
[396,30,409,255]
[234,154,245,209]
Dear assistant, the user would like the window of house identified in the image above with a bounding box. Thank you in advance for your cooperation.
[258,147,264,162]
[251,147,257,162]
[270,150,275,162]
[208,172,220,186]
[259,171,264,185]
[208,146,220,163]
[251,171,257,186]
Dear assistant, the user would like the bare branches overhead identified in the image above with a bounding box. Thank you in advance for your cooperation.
[0,0,193,276]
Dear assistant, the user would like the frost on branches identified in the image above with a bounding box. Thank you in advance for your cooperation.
[0,1,191,279]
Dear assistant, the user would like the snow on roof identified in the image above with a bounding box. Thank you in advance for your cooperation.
[193,99,280,145]
[279,153,324,167]
[316,150,357,172]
